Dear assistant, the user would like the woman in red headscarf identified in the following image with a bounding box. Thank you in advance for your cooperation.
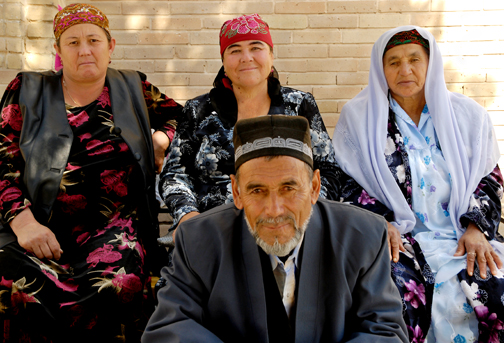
[158,14,341,246]
[0,3,182,341]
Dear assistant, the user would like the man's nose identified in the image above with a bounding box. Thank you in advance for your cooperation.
[264,192,284,218]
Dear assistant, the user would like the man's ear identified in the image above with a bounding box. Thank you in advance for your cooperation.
[230,174,243,209]
[311,169,321,205]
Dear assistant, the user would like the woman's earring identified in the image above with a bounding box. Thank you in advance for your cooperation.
[271,67,274,72]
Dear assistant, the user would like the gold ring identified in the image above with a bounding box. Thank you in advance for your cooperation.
[467,252,476,255]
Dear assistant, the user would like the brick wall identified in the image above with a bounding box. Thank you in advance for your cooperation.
[1,0,503,156]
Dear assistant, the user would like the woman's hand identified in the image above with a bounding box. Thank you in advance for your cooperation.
[454,222,503,278]
[10,208,62,260]
[387,222,405,262]
[172,212,199,242]
[152,131,170,174]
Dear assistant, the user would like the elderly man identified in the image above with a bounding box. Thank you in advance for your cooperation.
[143,116,408,342]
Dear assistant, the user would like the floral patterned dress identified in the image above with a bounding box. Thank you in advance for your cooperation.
[0,72,182,342]
[159,77,340,228]
[338,100,504,343]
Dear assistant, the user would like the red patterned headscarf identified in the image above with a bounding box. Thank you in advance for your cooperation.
[53,3,110,41]
[219,14,273,56]
[384,29,430,55]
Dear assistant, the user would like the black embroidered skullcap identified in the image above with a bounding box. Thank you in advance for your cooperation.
[233,115,313,171]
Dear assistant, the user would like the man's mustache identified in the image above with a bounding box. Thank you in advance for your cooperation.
[256,215,296,227]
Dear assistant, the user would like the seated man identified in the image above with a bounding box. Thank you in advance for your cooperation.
[142,116,408,342]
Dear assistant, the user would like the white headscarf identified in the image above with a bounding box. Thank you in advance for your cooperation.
[333,25,500,237]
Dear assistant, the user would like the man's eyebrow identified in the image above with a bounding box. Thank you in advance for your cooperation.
[245,182,264,191]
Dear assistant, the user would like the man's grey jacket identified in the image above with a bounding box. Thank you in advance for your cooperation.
[143,199,409,342]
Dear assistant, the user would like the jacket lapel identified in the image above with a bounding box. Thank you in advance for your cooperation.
[294,204,323,343]
[240,215,269,342]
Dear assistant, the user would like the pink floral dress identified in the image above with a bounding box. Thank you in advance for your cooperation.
[0,73,182,342]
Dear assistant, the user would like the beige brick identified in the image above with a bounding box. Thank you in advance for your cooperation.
[357,59,371,71]
[152,17,202,31]
[307,59,358,72]
[162,86,210,102]
[337,100,348,113]
[6,38,22,53]
[286,72,336,85]
[0,71,19,84]
[26,5,58,21]
[0,54,6,69]
[437,42,500,56]
[277,45,328,58]
[461,11,504,26]
[494,126,504,140]
[359,14,410,28]
[328,1,376,13]
[85,2,121,15]
[138,32,189,45]
[329,44,372,57]
[144,73,190,86]
[25,53,52,70]
[327,127,335,139]
[262,15,308,29]
[274,60,308,73]
[443,71,486,83]
[170,2,221,15]
[203,17,224,30]
[108,16,150,30]
[6,21,23,37]
[275,2,325,14]
[222,2,274,14]
[487,70,504,82]
[110,60,155,73]
[313,85,365,99]
[0,38,5,51]
[0,23,4,36]
[278,74,287,85]
[486,98,504,111]
[446,84,466,94]
[464,83,504,97]
[155,60,207,73]
[27,22,53,38]
[342,29,385,44]
[410,13,468,27]
[5,3,22,20]
[112,31,138,45]
[293,30,341,44]
[484,0,504,10]
[0,4,3,20]
[205,60,224,74]
[26,0,58,4]
[270,31,292,45]
[321,113,339,127]
[25,39,55,54]
[175,46,220,59]
[124,46,175,59]
[432,0,482,11]
[122,2,170,15]
[444,56,504,70]
[378,1,429,12]
[111,47,124,59]
[7,54,23,70]
[337,72,369,85]
[308,15,357,28]
[189,73,215,86]
[315,100,339,113]
[191,32,218,45]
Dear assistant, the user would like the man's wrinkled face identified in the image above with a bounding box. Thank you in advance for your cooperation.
[231,156,320,256]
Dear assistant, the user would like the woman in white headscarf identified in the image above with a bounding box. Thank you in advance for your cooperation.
[333,26,504,342]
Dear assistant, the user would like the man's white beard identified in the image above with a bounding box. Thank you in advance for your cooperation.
[245,207,313,257]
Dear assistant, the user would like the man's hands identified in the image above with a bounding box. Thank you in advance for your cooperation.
[11,208,62,260]
[454,223,503,278]
[387,222,405,263]
[152,131,170,174]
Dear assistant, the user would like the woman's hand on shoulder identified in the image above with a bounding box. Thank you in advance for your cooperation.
[387,222,405,263]
[454,222,503,278]
[152,131,170,174]
[10,208,62,260]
